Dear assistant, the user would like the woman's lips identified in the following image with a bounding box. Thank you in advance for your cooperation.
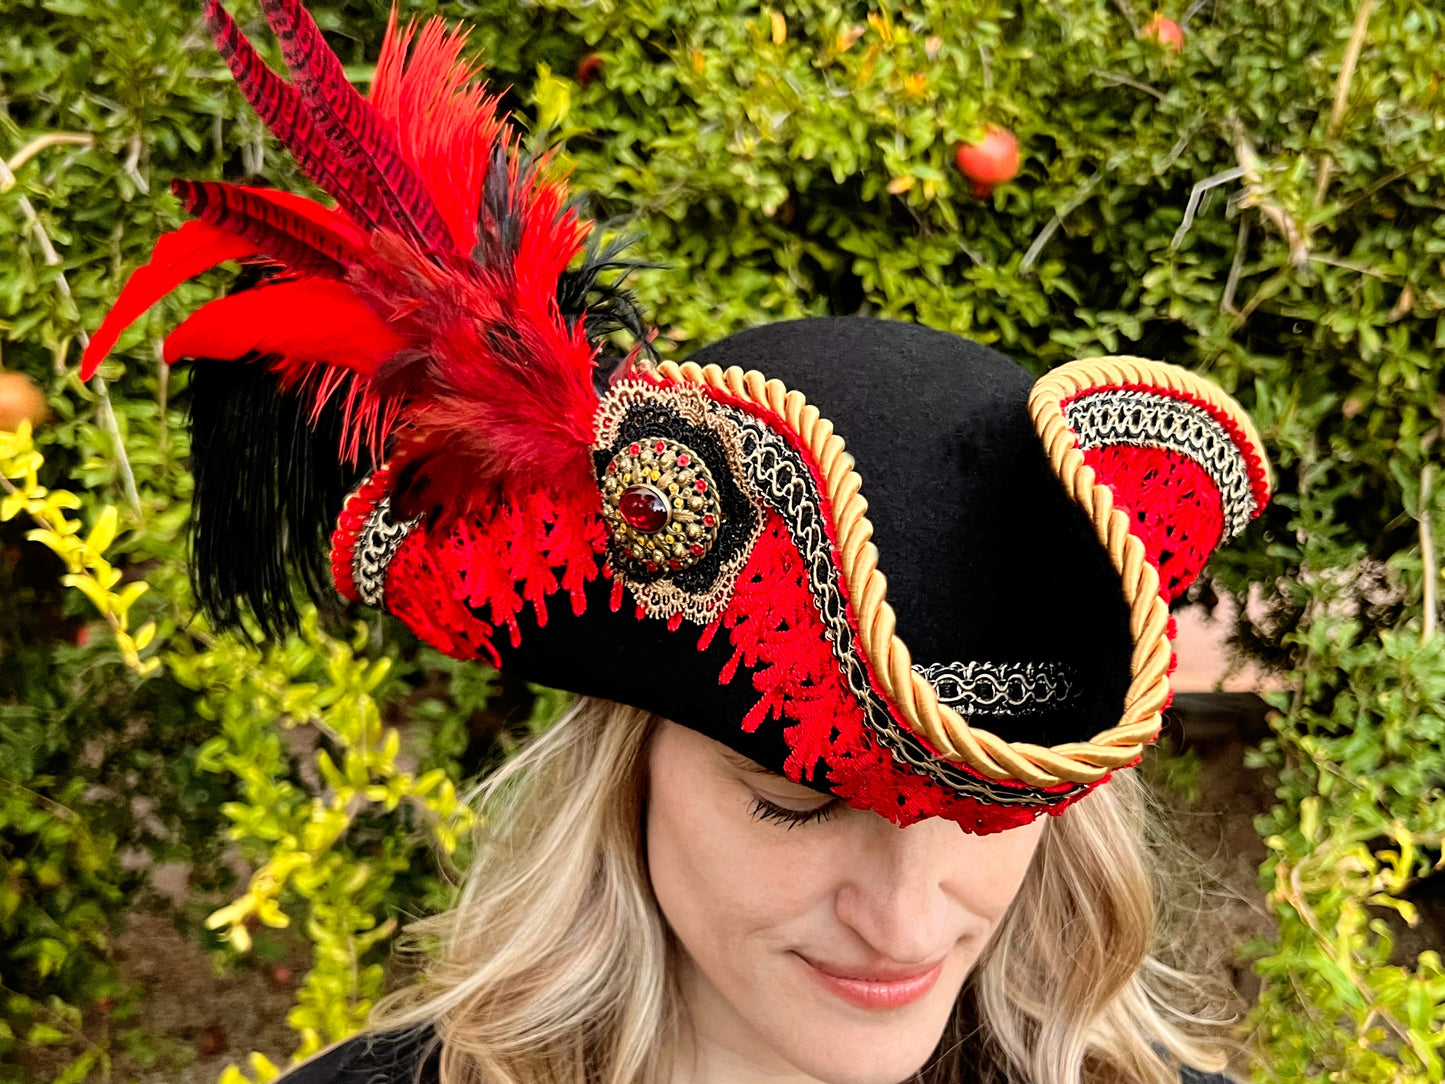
[798,954,944,1011]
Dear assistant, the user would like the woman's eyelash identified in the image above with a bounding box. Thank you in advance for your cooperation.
[749,795,840,828]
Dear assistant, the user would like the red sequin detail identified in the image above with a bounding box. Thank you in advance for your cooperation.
[694,479,708,492]
[676,454,690,466]
[653,440,666,454]
[1084,445,1223,602]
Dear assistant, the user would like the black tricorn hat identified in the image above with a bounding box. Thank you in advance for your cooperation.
[83,0,1270,833]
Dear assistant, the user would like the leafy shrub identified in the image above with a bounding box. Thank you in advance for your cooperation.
[3,0,1443,1081]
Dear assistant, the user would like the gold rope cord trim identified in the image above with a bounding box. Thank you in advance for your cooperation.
[655,360,1089,787]
[1026,355,1271,774]
[656,357,1266,788]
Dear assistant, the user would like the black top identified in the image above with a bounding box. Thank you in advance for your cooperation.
[277,1026,1239,1084]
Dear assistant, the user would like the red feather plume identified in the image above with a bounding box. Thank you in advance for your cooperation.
[81,221,258,378]
[171,179,366,275]
[83,0,614,511]
[162,279,405,374]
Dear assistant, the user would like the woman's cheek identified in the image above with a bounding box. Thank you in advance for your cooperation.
[650,771,839,936]
[947,821,1045,925]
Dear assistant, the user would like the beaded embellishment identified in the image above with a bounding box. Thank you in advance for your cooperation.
[592,381,764,625]
[600,437,722,575]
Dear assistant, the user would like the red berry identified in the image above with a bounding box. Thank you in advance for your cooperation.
[576,54,604,85]
[954,125,1020,198]
[1143,13,1184,52]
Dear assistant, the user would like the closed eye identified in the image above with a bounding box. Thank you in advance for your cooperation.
[749,795,841,829]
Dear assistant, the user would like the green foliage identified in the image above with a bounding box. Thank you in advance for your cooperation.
[3,0,1444,1081]
[174,609,472,1057]
[1244,588,1445,1078]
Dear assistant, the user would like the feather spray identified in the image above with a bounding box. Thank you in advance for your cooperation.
[82,0,646,631]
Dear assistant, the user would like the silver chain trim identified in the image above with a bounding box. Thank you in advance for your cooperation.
[914,661,1078,715]
[1063,389,1255,537]
[352,496,419,608]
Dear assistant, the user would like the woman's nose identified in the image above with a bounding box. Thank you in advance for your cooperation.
[832,818,956,964]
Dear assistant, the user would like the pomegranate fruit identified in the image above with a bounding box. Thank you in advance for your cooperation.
[0,372,48,432]
[575,53,604,84]
[954,125,1020,198]
[1144,13,1185,52]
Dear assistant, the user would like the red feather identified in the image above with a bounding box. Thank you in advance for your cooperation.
[162,279,406,375]
[80,221,258,379]
[257,0,450,250]
[203,0,387,234]
[86,0,633,514]
[356,227,599,516]
[172,180,366,275]
[370,11,507,254]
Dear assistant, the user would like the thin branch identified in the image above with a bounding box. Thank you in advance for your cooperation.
[1226,267,1289,335]
[1422,430,1439,642]
[1091,68,1167,103]
[1221,219,1250,315]
[1021,174,1102,274]
[1171,167,1245,249]
[1155,114,1204,177]
[1231,119,1311,267]
[1112,0,1140,34]
[2,133,94,188]
[157,343,170,459]
[122,132,150,194]
[0,139,143,514]
[92,378,142,513]
[1309,254,1392,280]
[1181,0,1210,27]
[1336,163,1427,217]
[1314,0,1377,209]
[1422,468,1437,640]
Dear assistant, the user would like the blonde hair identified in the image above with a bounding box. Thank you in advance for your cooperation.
[376,697,1235,1084]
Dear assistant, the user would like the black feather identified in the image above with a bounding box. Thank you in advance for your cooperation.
[187,351,368,638]
[556,219,659,351]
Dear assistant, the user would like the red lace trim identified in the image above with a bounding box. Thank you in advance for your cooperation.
[1084,444,1224,603]
[699,509,1089,833]
[336,480,607,666]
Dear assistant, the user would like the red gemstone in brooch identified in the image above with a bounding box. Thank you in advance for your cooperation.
[599,436,723,576]
[619,485,670,532]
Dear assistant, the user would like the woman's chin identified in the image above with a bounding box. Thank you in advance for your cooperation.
[773,1034,939,1084]
[762,953,963,1084]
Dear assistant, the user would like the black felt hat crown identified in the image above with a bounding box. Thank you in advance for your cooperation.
[84,0,1271,833]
